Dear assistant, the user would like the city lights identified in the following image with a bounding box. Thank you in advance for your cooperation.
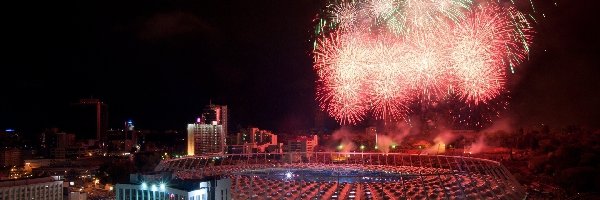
[0,1,592,200]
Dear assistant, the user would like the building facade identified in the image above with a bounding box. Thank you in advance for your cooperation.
[187,104,228,156]
[187,124,225,156]
[0,176,63,200]
[0,148,22,167]
[201,104,227,137]
[284,135,319,154]
[116,173,231,200]
[232,127,279,153]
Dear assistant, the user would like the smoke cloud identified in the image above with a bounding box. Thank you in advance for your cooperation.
[420,129,458,154]
[468,135,487,154]
[331,128,356,153]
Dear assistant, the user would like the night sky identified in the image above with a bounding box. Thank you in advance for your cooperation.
[2,0,599,135]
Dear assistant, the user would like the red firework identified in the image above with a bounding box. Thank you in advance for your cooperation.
[450,5,512,104]
[312,2,533,125]
[314,32,371,124]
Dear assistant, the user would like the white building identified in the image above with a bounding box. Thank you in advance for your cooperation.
[0,176,63,200]
[115,175,231,200]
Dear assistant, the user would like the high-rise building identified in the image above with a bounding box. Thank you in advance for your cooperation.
[187,104,228,156]
[187,123,225,155]
[73,98,108,142]
[106,120,139,152]
[201,104,228,136]
[38,129,76,159]
[123,120,138,151]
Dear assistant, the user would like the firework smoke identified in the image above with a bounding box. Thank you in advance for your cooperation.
[331,128,357,153]
[431,130,458,153]
[467,135,487,154]
[376,134,395,153]
[375,122,415,153]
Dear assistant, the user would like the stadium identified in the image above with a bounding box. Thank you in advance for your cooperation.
[155,152,525,199]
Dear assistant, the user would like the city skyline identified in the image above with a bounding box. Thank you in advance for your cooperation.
[1,1,599,198]
[2,0,600,135]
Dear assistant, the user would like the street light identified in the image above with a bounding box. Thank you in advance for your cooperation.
[360,145,365,161]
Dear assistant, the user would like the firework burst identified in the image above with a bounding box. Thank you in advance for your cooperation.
[367,37,411,121]
[313,0,534,125]
[330,1,361,31]
[451,5,511,104]
[314,32,372,124]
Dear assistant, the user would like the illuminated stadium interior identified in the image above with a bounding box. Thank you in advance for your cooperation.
[236,168,416,183]
[156,152,525,199]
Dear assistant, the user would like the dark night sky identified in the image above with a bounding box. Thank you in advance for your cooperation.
[2,0,599,135]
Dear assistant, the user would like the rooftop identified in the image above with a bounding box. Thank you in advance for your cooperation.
[0,176,60,188]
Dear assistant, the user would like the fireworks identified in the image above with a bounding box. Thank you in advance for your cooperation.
[330,1,361,31]
[315,32,371,124]
[451,5,511,104]
[313,0,534,125]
